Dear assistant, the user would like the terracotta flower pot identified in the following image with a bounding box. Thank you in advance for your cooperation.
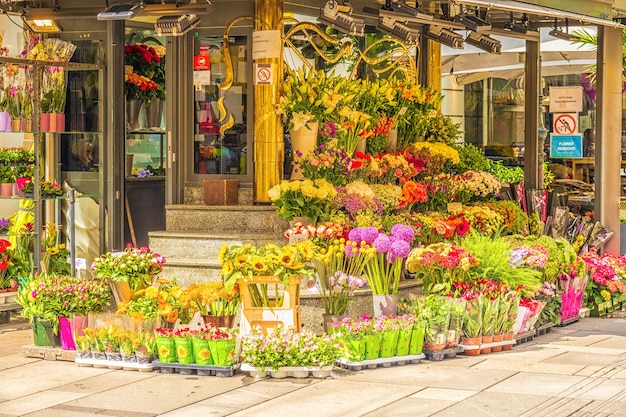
[502,331,514,351]
[480,334,494,354]
[491,333,504,353]
[461,336,481,356]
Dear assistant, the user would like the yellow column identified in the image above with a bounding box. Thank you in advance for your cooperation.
[420,1,441,89]
[253,0,284,203]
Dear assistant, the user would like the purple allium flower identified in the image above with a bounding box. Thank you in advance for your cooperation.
[348,227,363,243]
[373,233,391,253]
[391,224,415,243]
[388,239,411,262]
[362,226,380,244]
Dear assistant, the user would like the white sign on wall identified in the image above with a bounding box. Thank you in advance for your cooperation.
[252,30,281,60]
[549,86,583,113]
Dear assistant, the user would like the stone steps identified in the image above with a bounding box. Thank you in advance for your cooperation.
[149,204,288,284]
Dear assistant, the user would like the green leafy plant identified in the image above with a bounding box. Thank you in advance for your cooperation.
[267,178,337,224]
[91,244,166,291]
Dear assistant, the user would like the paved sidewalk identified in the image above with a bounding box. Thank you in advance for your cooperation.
[2,316,626,417]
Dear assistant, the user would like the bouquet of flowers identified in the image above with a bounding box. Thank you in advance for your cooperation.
[406,242,478,294]
[307,223,369,315]
[277,67,345,131]
[124,43,165,102]
[332,180,382,221]
[120,279,195,325]
[360,224,414,295]
[184,281,240,317]
[409,142,460,178]
[91,244,166,292]
[580,251,626,310]
[267,178,337,224]
[17,274,111,333]
[349,151,423,186]
[41,222,70,275]
[293,140,351,186]
[219,241,316,307]
[0,238,13,290]
[0,218,11,234]
[458,170,501,202]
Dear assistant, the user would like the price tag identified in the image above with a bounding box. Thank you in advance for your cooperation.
[74,258,87,271]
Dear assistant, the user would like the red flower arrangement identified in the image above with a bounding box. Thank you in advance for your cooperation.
[124,43,165,102]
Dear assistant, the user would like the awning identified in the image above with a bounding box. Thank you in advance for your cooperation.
[455,0,624,27]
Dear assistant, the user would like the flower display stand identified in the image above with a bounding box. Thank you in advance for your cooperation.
[423,347,464,361]
[153,360,239,377]
[238,276,301,335]
[0,290,17,304]
[335,354,425,372]
[75,357,154,372]
[241,363,334,379]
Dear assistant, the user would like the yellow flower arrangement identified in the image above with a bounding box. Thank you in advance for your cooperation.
[459,205,504,236]
[411,141,460,165]
[184,281,240,317]
[219,241,316,293]
[268,178,337,224]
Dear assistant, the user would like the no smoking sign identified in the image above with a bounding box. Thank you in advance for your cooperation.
[255,63,273,85]
[553,113,578,135]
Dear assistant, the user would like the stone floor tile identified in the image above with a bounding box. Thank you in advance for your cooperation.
[486,373,586,396]
[0,390,86,416]
[540,351,622,367]
[431,392,552,417]
[567,378,626,401]
[473,360,585,375]
[362,398,456,417]
[409,387,478,401]
[223,379,418,417]
[52,369,159,394]
[0,361,110,398]
[342,363,515,391]
[518,396,594,417]
[64,373,248,415]
[588,336,626,350]
[575,366,605,376]
[158,404,239,417]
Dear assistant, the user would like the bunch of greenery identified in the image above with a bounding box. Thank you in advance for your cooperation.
[459,230,543,292]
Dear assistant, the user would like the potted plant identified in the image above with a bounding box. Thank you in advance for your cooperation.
[267,178,337,225]
[16,274,111,347]
[353,224,413,316]
[91,244,166,304]
[0,238,15,293]
[185,281,240,328]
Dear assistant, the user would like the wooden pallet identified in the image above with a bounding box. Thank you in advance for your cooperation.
[556,316,580,327]
[535,322,555,336]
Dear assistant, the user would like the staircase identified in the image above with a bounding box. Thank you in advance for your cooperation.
[148,204,289,286]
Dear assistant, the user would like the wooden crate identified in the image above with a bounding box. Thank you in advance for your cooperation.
[238,276,301,335]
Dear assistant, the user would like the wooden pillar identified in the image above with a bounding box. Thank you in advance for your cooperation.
[253,0,283,203]
[595,25,623,254]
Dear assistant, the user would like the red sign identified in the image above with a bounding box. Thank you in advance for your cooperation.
[194,55,210,70]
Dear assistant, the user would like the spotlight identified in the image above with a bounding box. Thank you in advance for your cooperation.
[97,2,145,20]
[424,25,464,49]
[155,14,200,36]
[382,0,432,20]
[377,17,420,44]
[319,0,365,36]
[548,18,578,42]
[23,19,63,33]
[465,31,501,54]
[453,5,491,32]
[503,12,533,35]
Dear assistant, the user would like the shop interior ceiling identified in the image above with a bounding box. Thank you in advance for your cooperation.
[2,0,620,80]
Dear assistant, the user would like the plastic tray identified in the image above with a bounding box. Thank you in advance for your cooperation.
[423,346,464,361]
[240,364,334,379]
[75,357,154,372]
[152,360,239,377]
[336,353,425,371]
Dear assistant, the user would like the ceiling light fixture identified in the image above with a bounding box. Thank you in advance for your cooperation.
[155,14,200,36]
[503,12,531,34]
[319,0,365,36]
[549,18,578,42]
[453,5,491,32]
[97,2,145,21]
[23,18,63,33]
[381,0,432,20]
[424,25,464,49]
[465,31,501,54]
[377,16,420,44]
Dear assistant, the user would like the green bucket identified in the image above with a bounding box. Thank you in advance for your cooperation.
[33,318,60,347]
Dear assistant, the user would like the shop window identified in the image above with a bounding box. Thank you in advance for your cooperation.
[193,35,248,176]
